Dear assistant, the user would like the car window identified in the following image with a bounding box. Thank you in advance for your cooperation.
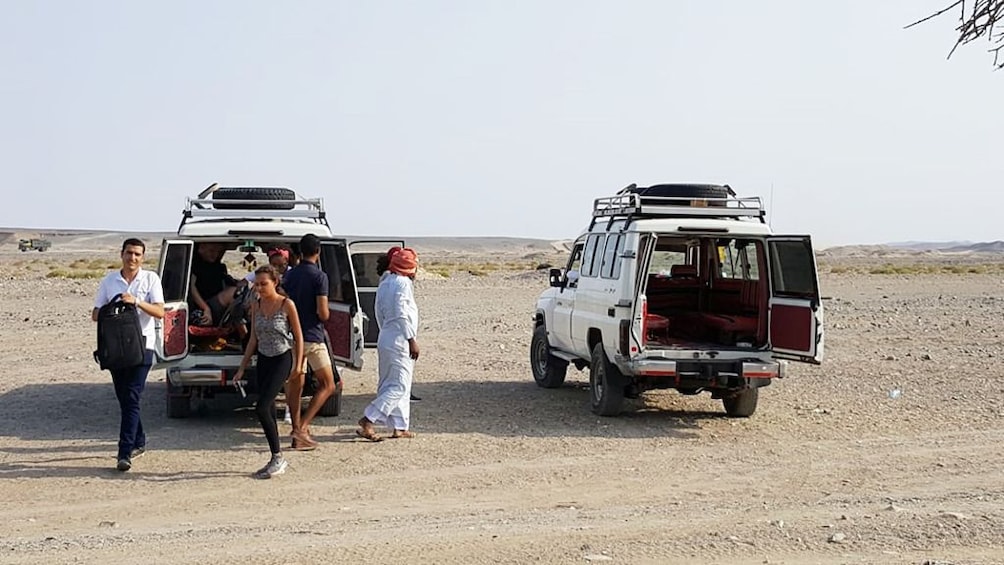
[600,234,622,279]
[160,243,193,302]
[716,239,761,281]
[648,243,692,277]
[768,239,817,298]
[581,234,605,278]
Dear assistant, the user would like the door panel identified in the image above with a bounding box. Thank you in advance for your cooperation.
[767,236,824,364]
[160,304,189,359]
[156,240,194,363]
[319,240,365,369]
[349,240,406,347]
[550,241,584,353]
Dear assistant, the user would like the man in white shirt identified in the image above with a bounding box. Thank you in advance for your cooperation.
[92,238,165,472]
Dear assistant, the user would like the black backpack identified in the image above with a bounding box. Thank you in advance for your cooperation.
[94,295,146,371]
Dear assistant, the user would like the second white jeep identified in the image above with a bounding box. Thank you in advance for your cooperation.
[532,183,824,417]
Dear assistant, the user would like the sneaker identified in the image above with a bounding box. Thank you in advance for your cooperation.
[130,446,146,459]
[116,458,132,472]
[253,455,288,479]
[282,407,292,425]
[410,393,421,402]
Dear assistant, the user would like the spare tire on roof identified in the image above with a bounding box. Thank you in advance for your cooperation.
[623,183,732,207]
[212,187,297,210]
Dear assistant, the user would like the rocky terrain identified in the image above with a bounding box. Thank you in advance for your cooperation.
[0,245,1002,564]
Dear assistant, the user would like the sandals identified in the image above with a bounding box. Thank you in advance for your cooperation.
[355,428,384,442]
[290,430,318,451]
[390,430,416,439]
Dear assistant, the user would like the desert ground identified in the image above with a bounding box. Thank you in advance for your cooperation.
[1,236,1003,565]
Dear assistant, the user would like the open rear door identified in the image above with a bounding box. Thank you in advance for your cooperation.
[155,240,193,365]
[766,236,824,364]
[349,239,406,347]
[319,239,366,370]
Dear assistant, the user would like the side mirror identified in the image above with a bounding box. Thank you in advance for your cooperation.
[549,268,564,287]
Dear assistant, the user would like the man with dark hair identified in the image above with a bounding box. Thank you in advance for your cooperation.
[92,238,165,471]
[281,234,337,449]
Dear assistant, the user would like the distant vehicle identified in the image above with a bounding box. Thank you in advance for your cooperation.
[154,183,402,418]
[18,239,51,252]
[532,183,824,418]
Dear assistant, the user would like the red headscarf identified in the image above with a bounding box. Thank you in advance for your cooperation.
[389,247,418,277]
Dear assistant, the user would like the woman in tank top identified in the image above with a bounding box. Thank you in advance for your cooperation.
[234,265,304,479]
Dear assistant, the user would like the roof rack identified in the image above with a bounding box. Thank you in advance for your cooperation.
[590,193,766,230]
[178,185,330,233]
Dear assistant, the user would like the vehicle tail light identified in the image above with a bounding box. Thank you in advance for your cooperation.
[619,319,630,356]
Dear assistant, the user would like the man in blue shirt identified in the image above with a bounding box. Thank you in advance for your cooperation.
[282,234,336,450]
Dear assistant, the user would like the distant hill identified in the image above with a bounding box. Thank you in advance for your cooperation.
[821,240,1004,258]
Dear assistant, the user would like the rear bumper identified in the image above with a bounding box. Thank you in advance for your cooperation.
[167,368,231,387]
[624,358,785,388]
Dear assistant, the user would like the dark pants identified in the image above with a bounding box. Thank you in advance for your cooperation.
[256,350,292,455]
[109,350,154,460]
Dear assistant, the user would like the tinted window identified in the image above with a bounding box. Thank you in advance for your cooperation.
[768,239,817,298]
[160,243,192,302]
[600,234,622,279]
[581,234,604,278]
[319,242,359,307]
[611,236,627,279]
[351,253,384,289]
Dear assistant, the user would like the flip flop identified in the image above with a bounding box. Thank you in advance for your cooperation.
[355,428,384,442]
[390,430,416,439]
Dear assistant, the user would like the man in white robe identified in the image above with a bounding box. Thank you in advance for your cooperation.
[357,248,420,441]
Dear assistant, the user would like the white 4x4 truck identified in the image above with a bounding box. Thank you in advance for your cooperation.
[532,184,824,417]
[152,184,402,418]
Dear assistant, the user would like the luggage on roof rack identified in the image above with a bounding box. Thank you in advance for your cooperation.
[592,183,765,228]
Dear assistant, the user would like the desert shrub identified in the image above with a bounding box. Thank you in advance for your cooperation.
[47,269,105,279]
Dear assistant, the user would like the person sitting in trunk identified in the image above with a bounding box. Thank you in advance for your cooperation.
[244,246,292,285]
[189,243,246,326]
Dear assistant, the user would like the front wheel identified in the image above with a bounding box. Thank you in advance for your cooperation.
[722,387,758,418]
[589,343,625,416]
[530,325,568,388]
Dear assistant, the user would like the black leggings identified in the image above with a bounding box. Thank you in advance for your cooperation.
[255,350,292,454]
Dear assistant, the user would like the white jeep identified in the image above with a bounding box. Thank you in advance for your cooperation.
[531,184,824,417]
[152,184,403,418]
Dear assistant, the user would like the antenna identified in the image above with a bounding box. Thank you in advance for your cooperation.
[769,182,775,228]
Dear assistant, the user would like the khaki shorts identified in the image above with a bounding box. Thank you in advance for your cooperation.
[303,341,332,372]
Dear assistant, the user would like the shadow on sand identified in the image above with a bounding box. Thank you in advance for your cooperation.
[0,376,734,478]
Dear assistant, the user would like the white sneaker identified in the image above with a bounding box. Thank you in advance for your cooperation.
[282,407,292,425]
[253,455,288,479]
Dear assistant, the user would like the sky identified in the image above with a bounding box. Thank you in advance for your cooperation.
[1,1,1000,247]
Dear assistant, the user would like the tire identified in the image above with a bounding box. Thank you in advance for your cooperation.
[212,187,296,210]
[627,184,731,207]
[722,387,758,418]
[167,392,192,419]
[530,325,568,388]
[318,384,342,417]
[589,342,625,416]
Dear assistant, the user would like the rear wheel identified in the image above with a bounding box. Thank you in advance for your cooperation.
[722,387,758,418]
[167,391,192,419]
[530,325,568,388]
[318,385,342,417]
[589,343,625,416]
